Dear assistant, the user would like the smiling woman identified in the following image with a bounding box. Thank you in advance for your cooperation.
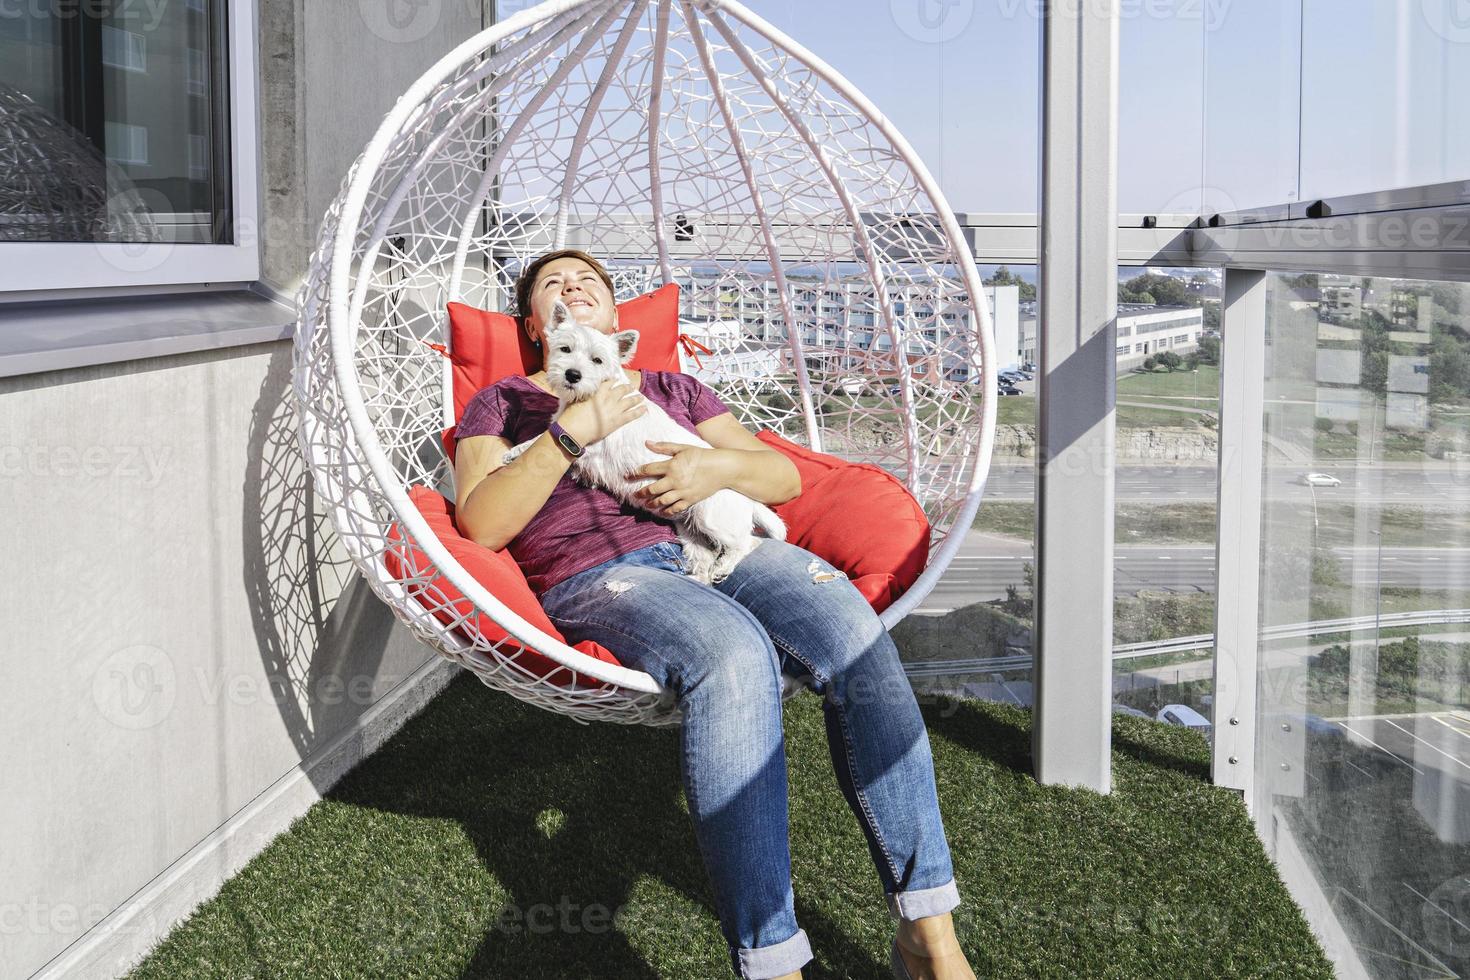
[452,248,802,573]
[448,248,975,979]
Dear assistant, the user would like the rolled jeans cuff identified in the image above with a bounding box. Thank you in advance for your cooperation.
[886,878,961,922]
[735,925,814,979]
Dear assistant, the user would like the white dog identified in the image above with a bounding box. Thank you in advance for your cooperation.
[501,299,786,584]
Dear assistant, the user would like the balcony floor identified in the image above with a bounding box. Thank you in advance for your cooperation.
[127,673,1333,978]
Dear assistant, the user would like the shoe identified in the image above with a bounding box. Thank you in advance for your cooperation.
[890,937,915,980]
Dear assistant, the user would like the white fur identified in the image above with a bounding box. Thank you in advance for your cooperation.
[502,299,786,584]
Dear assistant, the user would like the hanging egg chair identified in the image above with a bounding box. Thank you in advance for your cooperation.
[291,0,997,728]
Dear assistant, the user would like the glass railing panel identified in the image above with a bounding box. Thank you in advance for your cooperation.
[1257,271,1470,978]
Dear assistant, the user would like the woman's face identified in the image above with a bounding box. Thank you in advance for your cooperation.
[526,257,616,344]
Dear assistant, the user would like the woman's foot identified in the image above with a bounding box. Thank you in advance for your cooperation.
[894,912,976,980]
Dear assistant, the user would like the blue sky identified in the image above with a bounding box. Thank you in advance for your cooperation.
[737,0,1470,215]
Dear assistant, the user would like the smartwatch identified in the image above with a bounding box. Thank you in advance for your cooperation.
[547,419,586,459]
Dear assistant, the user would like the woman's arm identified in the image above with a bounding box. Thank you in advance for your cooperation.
[454,431,579,551]
[694,412,802,505]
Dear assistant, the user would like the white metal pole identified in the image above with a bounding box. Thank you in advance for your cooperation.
[1034,0,1119,792]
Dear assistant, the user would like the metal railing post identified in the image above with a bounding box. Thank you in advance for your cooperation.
[1211,267,1267,806]
[1033,0,1119,792]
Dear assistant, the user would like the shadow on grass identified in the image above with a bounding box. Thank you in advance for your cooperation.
[324,672,940,979]
[921,693,1213,786]
[1110,719,1211,782]
[920,696,1034,778]
[326,674,704,978]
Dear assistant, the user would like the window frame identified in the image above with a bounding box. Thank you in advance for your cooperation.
[0,0,260,297]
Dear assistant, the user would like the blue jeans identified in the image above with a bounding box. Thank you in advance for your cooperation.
[539,537,960,980]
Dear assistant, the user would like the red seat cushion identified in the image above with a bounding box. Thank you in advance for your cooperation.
[386,485,626,690]
[399,435,929,681]
[444,283,681,421]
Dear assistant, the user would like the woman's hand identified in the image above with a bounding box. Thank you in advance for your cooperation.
[632,441,731,516]
[559,378,647,445]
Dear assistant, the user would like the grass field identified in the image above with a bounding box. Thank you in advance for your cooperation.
[977,499,1470,550]
[992,395,1215,431]
[124,672,1332,980]
[1116,363,1220,407]
[975,502,1218,544]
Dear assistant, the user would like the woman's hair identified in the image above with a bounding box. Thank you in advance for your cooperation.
[513,248,616,322]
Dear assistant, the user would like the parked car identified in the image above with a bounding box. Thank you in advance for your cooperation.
[998,383,1023,396]
[1299,472,1342,487]
[1157,704,1212,734]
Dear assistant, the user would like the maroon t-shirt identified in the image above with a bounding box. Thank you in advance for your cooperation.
[455,370,733,596]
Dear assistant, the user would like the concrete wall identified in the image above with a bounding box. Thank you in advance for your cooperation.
[2,4,491,977]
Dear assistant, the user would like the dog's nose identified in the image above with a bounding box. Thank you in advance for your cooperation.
[564,369,582,385]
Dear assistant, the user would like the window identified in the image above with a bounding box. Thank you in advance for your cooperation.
[101,26,146,73]
[185,48,206,96]
[187,134,208,181]
[104,122,148,166]
[0,0,258,292]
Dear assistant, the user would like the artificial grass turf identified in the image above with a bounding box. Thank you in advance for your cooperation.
[127,672,1333,979]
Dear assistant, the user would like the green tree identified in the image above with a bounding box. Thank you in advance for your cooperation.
[1196,334,1220,365]
[1119,272,1195,308]
[1361,349,1388,395]
[1142,356,1157,371]
[1430,333,1470,402]
[985,265,1037,303]
[1202,302,1221,333]
[1157,350,1183,371]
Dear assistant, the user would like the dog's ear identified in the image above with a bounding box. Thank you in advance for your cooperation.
[611,329,640,364]
[549,298,573,329]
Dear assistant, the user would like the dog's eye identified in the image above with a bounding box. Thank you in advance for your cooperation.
[592,357,603,365]
[558,346,571,354]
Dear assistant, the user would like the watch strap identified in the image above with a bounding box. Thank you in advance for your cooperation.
[548,419,585,458]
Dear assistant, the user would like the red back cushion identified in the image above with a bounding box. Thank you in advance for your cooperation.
[755,430,931,613]
[386,485,627,689]
[444,282,681,421]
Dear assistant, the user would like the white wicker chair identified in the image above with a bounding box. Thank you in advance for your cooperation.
[291,0,997,728]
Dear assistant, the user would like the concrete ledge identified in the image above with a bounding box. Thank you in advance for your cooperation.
[30,655,461,980]
[0,289,295,380]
